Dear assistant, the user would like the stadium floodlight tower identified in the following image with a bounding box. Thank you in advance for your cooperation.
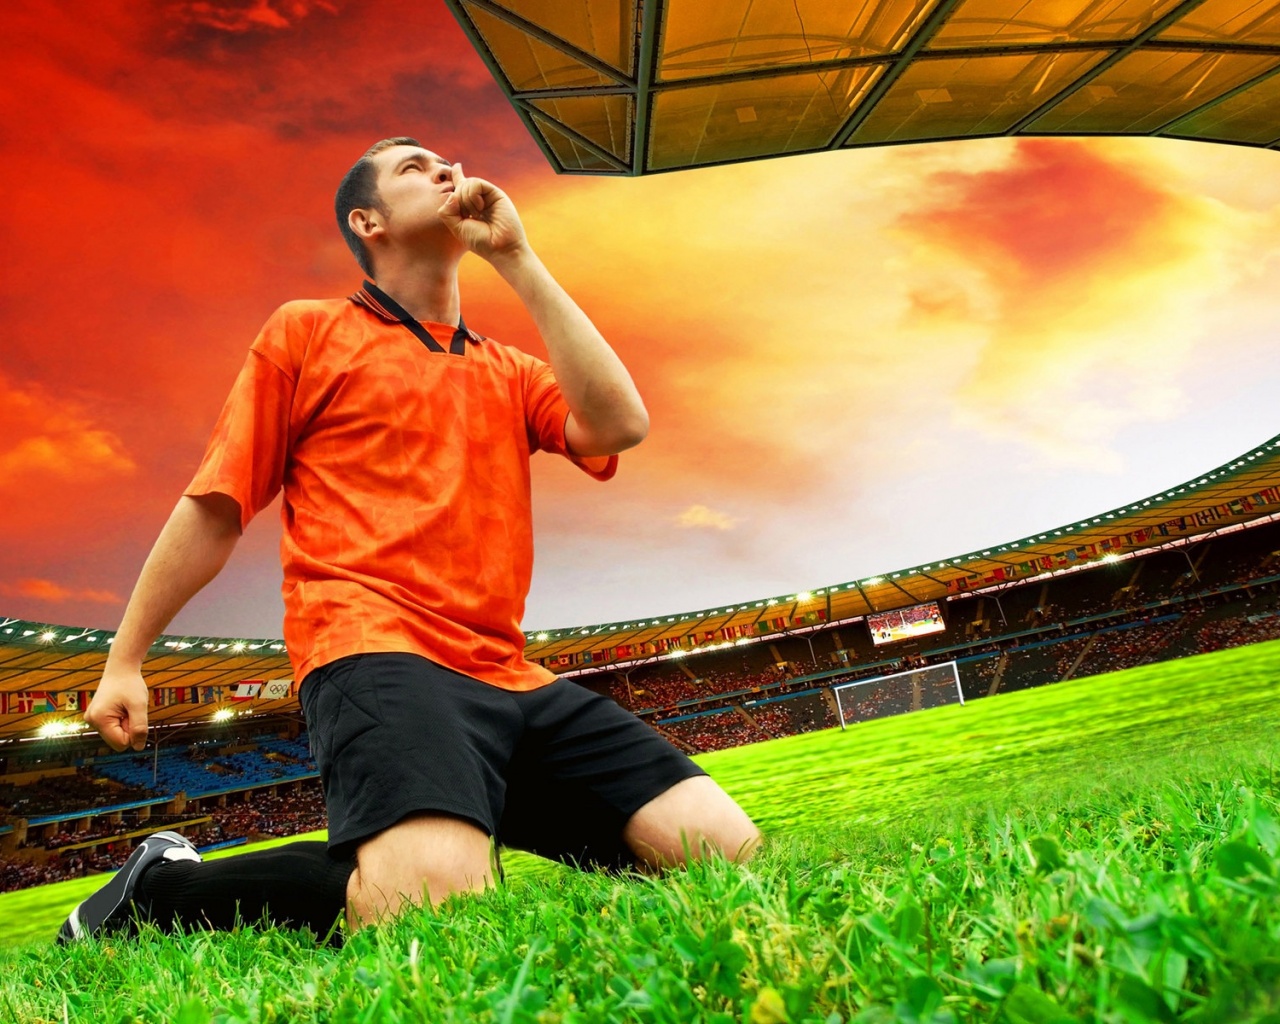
[832,661,964,730]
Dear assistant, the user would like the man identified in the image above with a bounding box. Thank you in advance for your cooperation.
[59,137,761,945]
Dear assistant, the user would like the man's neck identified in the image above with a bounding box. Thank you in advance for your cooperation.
[371,252,462,325]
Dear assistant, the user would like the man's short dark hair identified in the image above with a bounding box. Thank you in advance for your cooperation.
[335,136,420,277]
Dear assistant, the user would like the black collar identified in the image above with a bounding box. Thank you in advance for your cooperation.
[355,280,471,356]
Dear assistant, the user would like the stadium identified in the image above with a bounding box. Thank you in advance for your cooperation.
[4,1,1280,1021]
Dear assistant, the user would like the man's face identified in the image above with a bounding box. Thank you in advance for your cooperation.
[367,144,458,246]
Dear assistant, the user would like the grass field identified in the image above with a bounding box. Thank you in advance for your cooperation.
[1,639,1277,1022]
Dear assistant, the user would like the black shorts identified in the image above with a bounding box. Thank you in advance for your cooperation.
[297,652,707,870]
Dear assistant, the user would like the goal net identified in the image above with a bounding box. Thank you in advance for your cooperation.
[832,661,964,730]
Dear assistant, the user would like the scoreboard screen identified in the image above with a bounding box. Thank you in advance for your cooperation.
[867,601,946,646]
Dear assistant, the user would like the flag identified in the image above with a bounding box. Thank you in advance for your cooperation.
[230,681,262,702]
[260,679,292,700]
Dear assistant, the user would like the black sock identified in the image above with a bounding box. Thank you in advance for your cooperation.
[137,840,355,947]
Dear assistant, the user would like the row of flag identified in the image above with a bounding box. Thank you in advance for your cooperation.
[0,692,83,715]
[150,680,293,706]
[1,680,294,715]
[947,487,1279,594]
[536,610,829,668]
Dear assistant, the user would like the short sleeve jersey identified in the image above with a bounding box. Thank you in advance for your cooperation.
[183,290,616,691]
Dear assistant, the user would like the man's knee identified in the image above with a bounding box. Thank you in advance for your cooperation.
[346,812,497,930]
[622,775,762,870]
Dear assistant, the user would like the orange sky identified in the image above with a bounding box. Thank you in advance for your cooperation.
[3,0,1279,638]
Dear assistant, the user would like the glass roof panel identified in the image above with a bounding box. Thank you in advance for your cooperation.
[1159,0,1280,45]
[1029,50,1280,133]
[649,65,883,168]
[848,49,1107,143]
[1165,68,1280,143]
[493,0,637,75]
[529,94,633,160]
[462,1,615,91]
[658,0,937,82]
[532,114,625,171]
[930,0,1183,49]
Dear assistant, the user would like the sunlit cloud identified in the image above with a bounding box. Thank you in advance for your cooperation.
[896,139,1277,472]
[0,579,123,605]
[0,376,137,490]
[675,505,738,531]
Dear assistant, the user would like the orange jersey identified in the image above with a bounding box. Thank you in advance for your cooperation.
[184,291,616,690]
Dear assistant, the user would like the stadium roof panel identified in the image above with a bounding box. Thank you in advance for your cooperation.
[1,432,1278,737]
[445,0,1280,175]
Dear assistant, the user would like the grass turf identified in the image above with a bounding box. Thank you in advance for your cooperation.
[0,638,1277,1022]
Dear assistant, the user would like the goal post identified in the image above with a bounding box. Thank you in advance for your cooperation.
[832,661,964,730]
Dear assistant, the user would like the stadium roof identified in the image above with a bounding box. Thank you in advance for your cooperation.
[0,431,1277,740]
[444,0,1280,175]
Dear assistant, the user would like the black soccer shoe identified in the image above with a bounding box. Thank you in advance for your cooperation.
[56,830,201,944]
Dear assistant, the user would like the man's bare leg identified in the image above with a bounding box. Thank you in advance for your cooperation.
[622,775,762,871]
[346,812,497,932]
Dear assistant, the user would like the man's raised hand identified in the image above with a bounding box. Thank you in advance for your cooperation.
[438,163,528,263]
[84,667,150,752]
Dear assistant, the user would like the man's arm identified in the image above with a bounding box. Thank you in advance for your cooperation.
[491,249,648,457]
[439,164,648,457]
[85,493,242,751]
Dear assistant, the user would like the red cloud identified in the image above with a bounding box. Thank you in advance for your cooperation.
[171,0,337,34]
[1,579,122,605]
[900,139,1174,282]
[0,376,136,492]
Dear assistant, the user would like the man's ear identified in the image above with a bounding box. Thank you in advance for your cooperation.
[348,207,383,243]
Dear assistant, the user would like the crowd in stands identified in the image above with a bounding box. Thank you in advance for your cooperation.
[1069,618,1186,677]
[657,710,771,753]
[0,768,155,818]
[747,696,832,739]
[627,661,801,710]
[198,786,328,841]
[0,850,118,892]
[0,781,329,893]
[1196,608,1280,652]
[41,821,148,851]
